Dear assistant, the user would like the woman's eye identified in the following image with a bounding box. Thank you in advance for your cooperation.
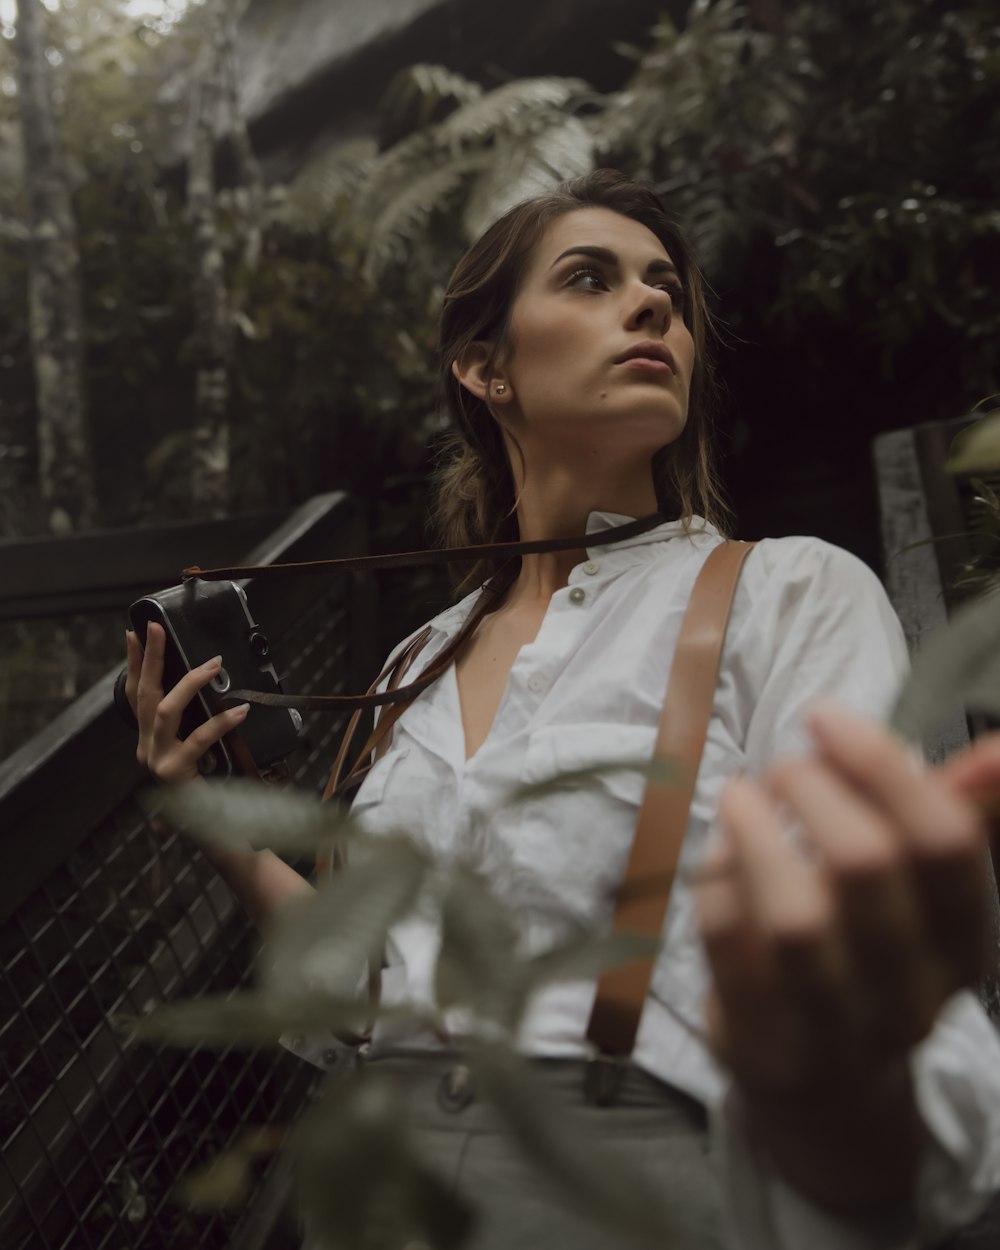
[566,267,606,291]
[663,283,687,308]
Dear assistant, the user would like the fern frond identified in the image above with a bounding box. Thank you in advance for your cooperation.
[437,76,591,146]
[462,117,596,241]
[383,62,483,131]
[283,137,379,226]
[352,128,444,225]
[362,153,491,282]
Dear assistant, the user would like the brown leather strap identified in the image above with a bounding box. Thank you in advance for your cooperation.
[586,539,757,1057]
[321,577,504,804]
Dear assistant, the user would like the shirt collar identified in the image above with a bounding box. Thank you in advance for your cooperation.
[584,510,718,555]
[424,511,719,642]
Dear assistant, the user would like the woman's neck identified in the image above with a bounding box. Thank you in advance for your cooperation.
[502,486,659,607]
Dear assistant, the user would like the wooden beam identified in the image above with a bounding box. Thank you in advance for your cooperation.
[0,509,288,619]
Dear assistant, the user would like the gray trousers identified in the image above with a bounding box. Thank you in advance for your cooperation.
[307,1052,724,1250]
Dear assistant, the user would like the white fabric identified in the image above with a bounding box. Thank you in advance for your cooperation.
[306,510,1000,1247]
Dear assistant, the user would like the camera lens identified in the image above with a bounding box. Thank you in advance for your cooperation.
[248,629,270,659]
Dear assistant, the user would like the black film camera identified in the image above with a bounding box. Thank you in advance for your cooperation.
[115,580,303,778]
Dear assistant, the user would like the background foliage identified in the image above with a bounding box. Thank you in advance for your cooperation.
[0,0,998,749]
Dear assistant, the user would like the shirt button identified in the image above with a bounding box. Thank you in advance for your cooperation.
[569,587,586,605]
[528,672,545,693]
[437,1064,475,1113]
[582,561,600,575]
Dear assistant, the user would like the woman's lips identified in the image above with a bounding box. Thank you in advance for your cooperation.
[619,357,673,374]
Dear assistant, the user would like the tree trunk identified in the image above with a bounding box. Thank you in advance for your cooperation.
[13,0,96,534]
[188,0,262,519]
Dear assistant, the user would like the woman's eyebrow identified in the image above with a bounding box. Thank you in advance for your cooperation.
[549,245,679,278]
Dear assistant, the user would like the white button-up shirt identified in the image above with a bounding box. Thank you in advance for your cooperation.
[293,511,1000,1249]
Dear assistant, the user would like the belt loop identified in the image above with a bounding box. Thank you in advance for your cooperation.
[584,1054,626,1107]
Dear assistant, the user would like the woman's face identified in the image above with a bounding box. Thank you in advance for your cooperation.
[496,207,696,459]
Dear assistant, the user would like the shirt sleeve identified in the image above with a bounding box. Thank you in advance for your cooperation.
[728,535,912,772]
[709,536,1000,1247]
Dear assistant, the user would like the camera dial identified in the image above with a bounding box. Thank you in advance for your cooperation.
[209,667,231,695]
[248,629,270,659]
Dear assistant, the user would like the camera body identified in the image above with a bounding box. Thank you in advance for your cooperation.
[128,580,302,777]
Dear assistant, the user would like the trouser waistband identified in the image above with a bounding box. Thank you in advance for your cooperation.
[356,1047,708,1122]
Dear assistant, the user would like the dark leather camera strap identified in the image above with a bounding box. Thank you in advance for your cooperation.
[182,513,667,714]
[182,512,665,584]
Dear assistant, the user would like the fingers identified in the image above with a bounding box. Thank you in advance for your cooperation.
[697,777,853,1092]
[147,704,250,784]
[698,704,997,1103]
[133,622,251,782]
[801,703,993,990]
[125,629,141,716]
[803,701,984,856]
[762,755,936,1052]
[150,653,223,753]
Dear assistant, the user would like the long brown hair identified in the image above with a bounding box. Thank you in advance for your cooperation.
[429,168,733,596]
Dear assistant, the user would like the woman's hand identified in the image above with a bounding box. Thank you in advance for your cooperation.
[695,700,995,1211]
[125,623,250,784]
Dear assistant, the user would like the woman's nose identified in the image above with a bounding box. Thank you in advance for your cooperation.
[626,283,672,335]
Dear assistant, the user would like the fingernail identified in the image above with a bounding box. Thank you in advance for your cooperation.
[203,655,222,670]
[230,702,250,719]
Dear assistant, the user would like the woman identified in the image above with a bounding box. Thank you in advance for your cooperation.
[126,170,1000,1248]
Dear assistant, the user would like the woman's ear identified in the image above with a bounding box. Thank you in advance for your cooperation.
[451,342,511,404]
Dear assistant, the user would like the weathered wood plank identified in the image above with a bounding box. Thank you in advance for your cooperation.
[0,509,287,619]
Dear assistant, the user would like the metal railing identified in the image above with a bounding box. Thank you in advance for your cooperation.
[0,492,377,1250]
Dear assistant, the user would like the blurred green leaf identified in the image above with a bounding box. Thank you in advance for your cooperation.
[176,1145,253,1210]
[261,837,429,1000]
[470,1043,687,1247]
[148,778,361,856]
[295,1067,475,1250]
[890,590,1000,743]
[947,411,1000,474]
[435,865,658,1031]
[176,1127,283,1211]
[523,931,658,997]
[504,754,681,809]
[434,866,521,1025]
[120,990,381,1047]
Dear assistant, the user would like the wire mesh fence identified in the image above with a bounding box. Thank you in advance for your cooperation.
[0,494,375,1250]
